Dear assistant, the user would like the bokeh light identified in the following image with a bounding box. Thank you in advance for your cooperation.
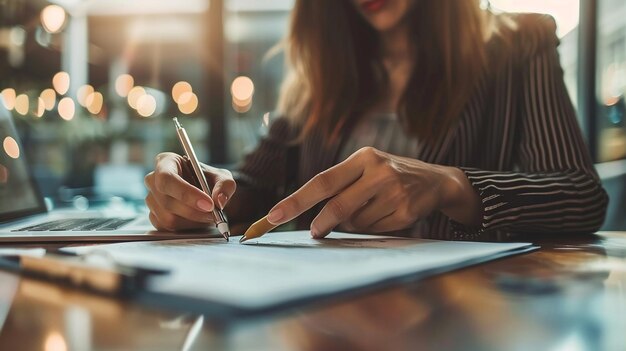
[137,94,157,117]
[52,72,70,95]
[58,97,75,121]
[3,136,20,159]
[44,332,67,351]
[77,85,94,107]
[178,93,198,115]
[172,81,193,104]
[231,76,254,102]
[15,94,29,115]
[41,5,67,34]
[115,74,134,97]
[0,164,8,183]
[36,97,45,118]
[86,92,103,115]
[40,89,56,111]
[127,86,146,109]
[177,91,193,105]
[1,88,16,110]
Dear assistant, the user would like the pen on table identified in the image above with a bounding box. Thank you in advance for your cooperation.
[173,117,230,241]
[239,215,277,243]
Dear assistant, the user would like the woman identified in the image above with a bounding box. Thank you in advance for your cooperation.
[144,0,608,240]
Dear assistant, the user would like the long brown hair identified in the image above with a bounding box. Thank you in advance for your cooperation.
[278,0,497,143]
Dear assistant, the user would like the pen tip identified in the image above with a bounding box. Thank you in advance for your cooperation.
[239,235,247,243]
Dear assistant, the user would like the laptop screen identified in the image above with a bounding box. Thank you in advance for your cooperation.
[0,100,46,223]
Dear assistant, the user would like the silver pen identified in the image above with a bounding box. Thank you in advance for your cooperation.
[173,117,230,241]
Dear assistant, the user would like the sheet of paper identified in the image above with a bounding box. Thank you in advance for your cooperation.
[67,231,532,309]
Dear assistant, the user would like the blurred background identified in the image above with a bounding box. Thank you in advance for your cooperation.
[0,0,624,229]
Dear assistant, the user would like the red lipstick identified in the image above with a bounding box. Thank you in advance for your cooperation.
[361,0,387,13]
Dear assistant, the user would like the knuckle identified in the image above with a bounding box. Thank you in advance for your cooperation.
[283,195,302,213]
[326,198,347,221]
[314,172,334,196]
[154,172,175,191]
[144,172,154,188]
[160,214,178,230]
[356,147,382,163]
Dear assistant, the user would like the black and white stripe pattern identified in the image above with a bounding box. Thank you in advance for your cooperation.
[238,13,608,240]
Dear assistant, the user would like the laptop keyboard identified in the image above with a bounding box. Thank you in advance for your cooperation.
[12,218,135,232]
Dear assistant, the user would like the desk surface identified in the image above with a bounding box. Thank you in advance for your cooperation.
[0,232,624,351]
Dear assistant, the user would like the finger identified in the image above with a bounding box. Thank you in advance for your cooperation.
[153,155,214,212]
[267,155,365,225]
[147,195,213,231]
[349,196,397,231]
[149,191,214,224]
[367,210,418,233]
[310,178,380,238]
[204,166,236,209]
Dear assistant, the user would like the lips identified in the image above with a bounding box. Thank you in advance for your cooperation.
[361,0,387,13]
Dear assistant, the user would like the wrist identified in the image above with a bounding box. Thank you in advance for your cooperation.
[439,166,482,226]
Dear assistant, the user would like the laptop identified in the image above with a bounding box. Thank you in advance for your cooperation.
[0,100,218,242]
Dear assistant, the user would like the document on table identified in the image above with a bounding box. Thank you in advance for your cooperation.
[66,231,534,310]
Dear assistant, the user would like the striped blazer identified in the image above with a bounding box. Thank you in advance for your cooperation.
[237,13,608,240]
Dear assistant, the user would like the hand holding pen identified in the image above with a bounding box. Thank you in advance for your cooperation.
[143,118,236,239]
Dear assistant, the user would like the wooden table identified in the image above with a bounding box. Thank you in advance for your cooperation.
[0,232,625,351]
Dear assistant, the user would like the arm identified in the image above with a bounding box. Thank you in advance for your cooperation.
[452,27,608,236]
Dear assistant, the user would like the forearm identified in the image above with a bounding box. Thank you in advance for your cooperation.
[453,168,608,235]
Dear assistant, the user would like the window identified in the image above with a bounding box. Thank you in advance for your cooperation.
[596,0,626,162]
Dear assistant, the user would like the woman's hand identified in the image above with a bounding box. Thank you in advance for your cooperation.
[144,152,236,231]
[266,147,481,237]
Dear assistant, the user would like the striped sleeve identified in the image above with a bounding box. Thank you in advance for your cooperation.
[453,31,608,236]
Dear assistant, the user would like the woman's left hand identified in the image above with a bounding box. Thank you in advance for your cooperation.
[266,147,482,237]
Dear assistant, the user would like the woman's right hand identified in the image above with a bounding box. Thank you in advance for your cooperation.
[144,152,236,231]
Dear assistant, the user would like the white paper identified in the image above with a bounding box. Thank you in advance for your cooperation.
[67,231,532,309]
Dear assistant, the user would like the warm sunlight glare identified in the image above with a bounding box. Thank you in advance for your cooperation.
[489,0,579,38]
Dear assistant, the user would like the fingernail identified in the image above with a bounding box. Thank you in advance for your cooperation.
[267,208,284,224]
[196,199,213,212]
[217,193,228,210]
[310,225,320,238]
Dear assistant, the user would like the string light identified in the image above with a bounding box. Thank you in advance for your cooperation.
[3,136,20,159]
[86,92,103,115]
[137,94,157,117]
[40,89,56,111]
[1,88,16,110]
[178,93,198,115]
[58,97,75,120]
[115,74,134,97]
[77,85,94,107]
[14,94,29,115]
[41,5,67,34]
[52,72,70,95]
[127,86,146,109]
[172,81,193,104]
